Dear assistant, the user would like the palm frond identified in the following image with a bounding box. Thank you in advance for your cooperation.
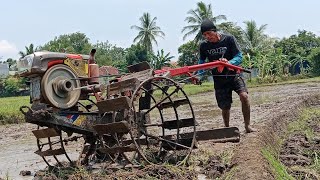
[182,2,226,41]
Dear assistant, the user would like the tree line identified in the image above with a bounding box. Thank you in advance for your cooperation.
[2,1,320,96]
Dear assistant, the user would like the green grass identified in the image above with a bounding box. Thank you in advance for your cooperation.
[287,108,320,139]
[181,82,214,95]
[261,148,295,180]
[0,96,29,124]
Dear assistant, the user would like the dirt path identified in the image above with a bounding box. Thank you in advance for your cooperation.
[1,81,320,179]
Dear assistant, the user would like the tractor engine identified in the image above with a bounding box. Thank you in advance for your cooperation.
[17,49,105,110]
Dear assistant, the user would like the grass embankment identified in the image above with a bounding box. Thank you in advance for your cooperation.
[262,107,320,179]
[1,76,320,125]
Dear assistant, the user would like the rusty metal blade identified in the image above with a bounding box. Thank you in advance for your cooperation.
[195,127,240,142]
[107,78,140,96]
[162,118,196,130]
[32,128,60,139]
[160,98,189,109]
[121,69,153,82]
[93,121,130,134]
[97,96,131,113]
[123,127,240,146]
[167,127,240,143]
[97,144,136,154]
[35,148,66,157]
[127,61,151,73]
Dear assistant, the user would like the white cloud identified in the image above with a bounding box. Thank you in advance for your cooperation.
[0,40,19,60]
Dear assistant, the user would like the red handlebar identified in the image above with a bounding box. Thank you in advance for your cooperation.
[154,61,251,77]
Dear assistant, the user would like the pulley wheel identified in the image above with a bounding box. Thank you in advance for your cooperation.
[41,64,80,109]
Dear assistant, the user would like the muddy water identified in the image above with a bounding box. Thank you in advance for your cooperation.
[1,82,320,179]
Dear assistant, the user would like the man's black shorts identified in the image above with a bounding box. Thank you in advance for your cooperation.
[214,75,248,110]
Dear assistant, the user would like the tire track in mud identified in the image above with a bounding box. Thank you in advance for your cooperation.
[1,82,320,179]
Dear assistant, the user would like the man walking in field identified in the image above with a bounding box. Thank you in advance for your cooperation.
[198,18,256,133]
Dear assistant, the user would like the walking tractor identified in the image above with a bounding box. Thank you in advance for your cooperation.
[18,49,250,168]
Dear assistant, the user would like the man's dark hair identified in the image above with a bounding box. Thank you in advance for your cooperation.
[201,18,217,34]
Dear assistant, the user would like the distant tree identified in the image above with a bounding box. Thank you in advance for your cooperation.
[131,12,165,52]
[219,22,245,48]
[308,47,320,76]
[40,32,92,54]
[275,30,320,56]
[275,30,320,74]
[178,41,198,66]
[125,44,149,67]
[182,1,227,43]
[2,77,20,97]
[93,41,126,66]
[19,43,37,58]
[151,49,174,69]
[6,58,17,70]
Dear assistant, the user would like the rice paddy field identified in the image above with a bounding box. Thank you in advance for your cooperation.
[0,96,29,124]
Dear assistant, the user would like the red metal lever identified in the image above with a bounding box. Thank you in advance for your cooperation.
[154,61,251,77]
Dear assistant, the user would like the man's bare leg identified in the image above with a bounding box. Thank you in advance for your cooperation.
[239,91,256,133]
[222,109,230,127]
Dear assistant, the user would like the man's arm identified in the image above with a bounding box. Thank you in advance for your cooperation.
[229,52,243,66]
[228,36,243,66]
[197,43,207,75]
[197,59,206,75]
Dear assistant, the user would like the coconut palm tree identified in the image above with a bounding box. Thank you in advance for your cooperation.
[18,43,36,58]
[182,1,227,43]
[242,20,268,55]
[131,12,165,52]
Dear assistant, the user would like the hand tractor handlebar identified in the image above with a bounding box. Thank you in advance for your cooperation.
[154,61,251,84]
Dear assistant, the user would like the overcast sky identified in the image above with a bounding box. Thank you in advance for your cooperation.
[1,0,320,61]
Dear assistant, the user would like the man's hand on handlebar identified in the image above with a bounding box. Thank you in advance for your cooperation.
[219,58,235,71]
[219,58,229,63]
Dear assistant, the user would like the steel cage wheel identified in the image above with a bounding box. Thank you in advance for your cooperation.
[128,76,196,166]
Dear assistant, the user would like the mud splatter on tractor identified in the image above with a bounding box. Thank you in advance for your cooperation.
[18,49,242,168]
